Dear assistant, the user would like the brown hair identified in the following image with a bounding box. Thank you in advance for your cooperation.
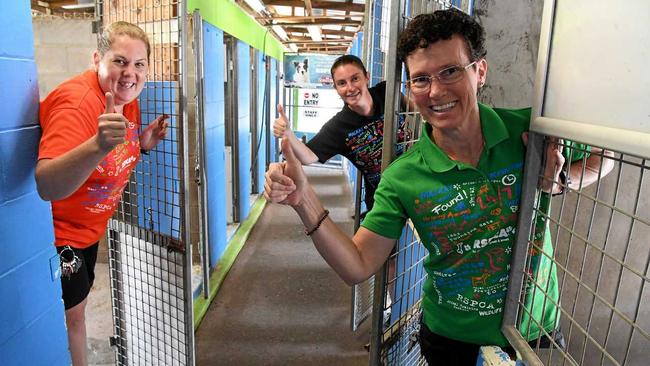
[330,54,368,78]
[97,21,151,61]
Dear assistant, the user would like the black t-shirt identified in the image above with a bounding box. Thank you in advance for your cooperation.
[306,81,409,210]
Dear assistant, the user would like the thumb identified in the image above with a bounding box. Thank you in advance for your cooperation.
[105,92,114,113]
[277,103,287,120]
[281,138,298,164]
[521,132,529,147]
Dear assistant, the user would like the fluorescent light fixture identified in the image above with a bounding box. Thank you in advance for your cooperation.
[243,0,266,13]
[272,25,288,41]
[61,4,95,9]
[288,43,299,53]
[307,25,322,42]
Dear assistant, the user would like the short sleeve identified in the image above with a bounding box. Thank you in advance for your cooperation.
[39,107,96,160]
[361,175,408,240]
[306,114,348,163]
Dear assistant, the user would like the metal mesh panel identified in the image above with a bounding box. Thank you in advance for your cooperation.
[97,0,194,364]
[351,0,390,332]
[504,139,650,366]
[378,223,428,365]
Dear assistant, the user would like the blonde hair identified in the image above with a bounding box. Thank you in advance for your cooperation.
[97,21,151,61]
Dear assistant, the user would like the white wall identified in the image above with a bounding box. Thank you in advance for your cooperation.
[474,0,544,108]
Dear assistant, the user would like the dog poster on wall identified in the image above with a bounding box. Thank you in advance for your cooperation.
[283,54,342,88]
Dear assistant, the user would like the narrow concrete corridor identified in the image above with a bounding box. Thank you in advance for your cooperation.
[195,165,372,365]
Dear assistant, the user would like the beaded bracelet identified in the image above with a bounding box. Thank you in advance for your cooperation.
[305,209,330,236]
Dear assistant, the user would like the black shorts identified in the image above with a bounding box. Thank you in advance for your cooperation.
[419,317,566,365]
[57,242,99,310]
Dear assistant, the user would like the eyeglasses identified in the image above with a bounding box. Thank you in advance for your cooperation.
[406,60,478,95]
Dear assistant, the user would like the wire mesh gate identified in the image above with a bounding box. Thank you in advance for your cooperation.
[97,1,195,364]
[504,137,649,366]
[501,2,650,365]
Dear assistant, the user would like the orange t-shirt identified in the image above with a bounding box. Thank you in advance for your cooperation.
[39,70,141,249]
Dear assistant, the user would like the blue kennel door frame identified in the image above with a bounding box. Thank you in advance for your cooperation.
[202,21,228,266]
[256,53,267,191]
[269,57,279,163]
[237,40,252,221]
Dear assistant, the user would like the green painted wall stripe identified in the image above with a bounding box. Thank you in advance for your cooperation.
[187,0,285,61]
[292,88,299,123]
[193,197,268,331]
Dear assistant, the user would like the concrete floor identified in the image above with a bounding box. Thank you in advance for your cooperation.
[86,262,115,366]
[85,165,371,365]
[195,165,371,365]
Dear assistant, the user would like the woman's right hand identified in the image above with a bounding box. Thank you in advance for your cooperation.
[264,139,307,206]
[273,104,291,138]
[96,92,129,153]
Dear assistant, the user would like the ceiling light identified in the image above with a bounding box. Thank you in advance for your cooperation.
[288,44,299,53]
[272,25,288,41]
[307,25,322,42]
[243,0,266,13]
[61,3,95,9]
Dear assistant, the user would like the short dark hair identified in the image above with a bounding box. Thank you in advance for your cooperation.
[330,54,368,78]
[397,9,486,67]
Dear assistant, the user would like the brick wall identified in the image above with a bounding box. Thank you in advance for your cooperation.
[32,16,96,99]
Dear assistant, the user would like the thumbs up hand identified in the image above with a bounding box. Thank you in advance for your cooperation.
[264,138,307,206]
[96,92,129,153]
[273,104,292,138]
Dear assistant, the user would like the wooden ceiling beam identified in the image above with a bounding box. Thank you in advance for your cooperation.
[43,0,78,5]
[303,0,313,16]
[286,39,349,45]
[261,15,360,22]
[283,27,356,37]
[266,0,364,13]
[270,19,361,26]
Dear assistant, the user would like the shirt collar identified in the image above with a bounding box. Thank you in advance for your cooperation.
[420,103,510,173]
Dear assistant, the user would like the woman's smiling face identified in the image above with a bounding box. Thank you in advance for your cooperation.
[332,64,370,108]
[94,34,149,108]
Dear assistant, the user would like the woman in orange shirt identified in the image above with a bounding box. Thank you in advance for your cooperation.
[36,21,168,366]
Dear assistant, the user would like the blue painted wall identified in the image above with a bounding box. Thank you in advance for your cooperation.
[202,22,228,267]
[0,1,70,364]
[237,40,251,220]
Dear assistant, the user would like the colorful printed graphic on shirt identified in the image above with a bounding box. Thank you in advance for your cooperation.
[413,162,523,316]
[344,115,409,189]
[82,127,140,214]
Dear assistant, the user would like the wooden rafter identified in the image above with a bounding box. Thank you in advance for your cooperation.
[260,15,361,22]
[265,0,364,13]
[284,27,357,37]
[274,19,361,26]
[285,39,349,45]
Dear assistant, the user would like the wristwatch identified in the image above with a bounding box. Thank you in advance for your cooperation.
[553,170,570,196]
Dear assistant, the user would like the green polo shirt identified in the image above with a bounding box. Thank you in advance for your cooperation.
[362,104,582,346]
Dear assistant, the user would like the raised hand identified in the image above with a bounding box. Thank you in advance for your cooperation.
[140,114,170,151]
[96,92,128,153]
[522,132,565,194]
[273,104,291,138]
[264,138,307,206]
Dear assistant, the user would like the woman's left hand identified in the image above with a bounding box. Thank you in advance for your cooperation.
[140,114,169,151]
[522,132,566,194]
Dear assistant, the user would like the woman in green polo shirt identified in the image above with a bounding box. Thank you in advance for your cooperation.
[264,8,613,366]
